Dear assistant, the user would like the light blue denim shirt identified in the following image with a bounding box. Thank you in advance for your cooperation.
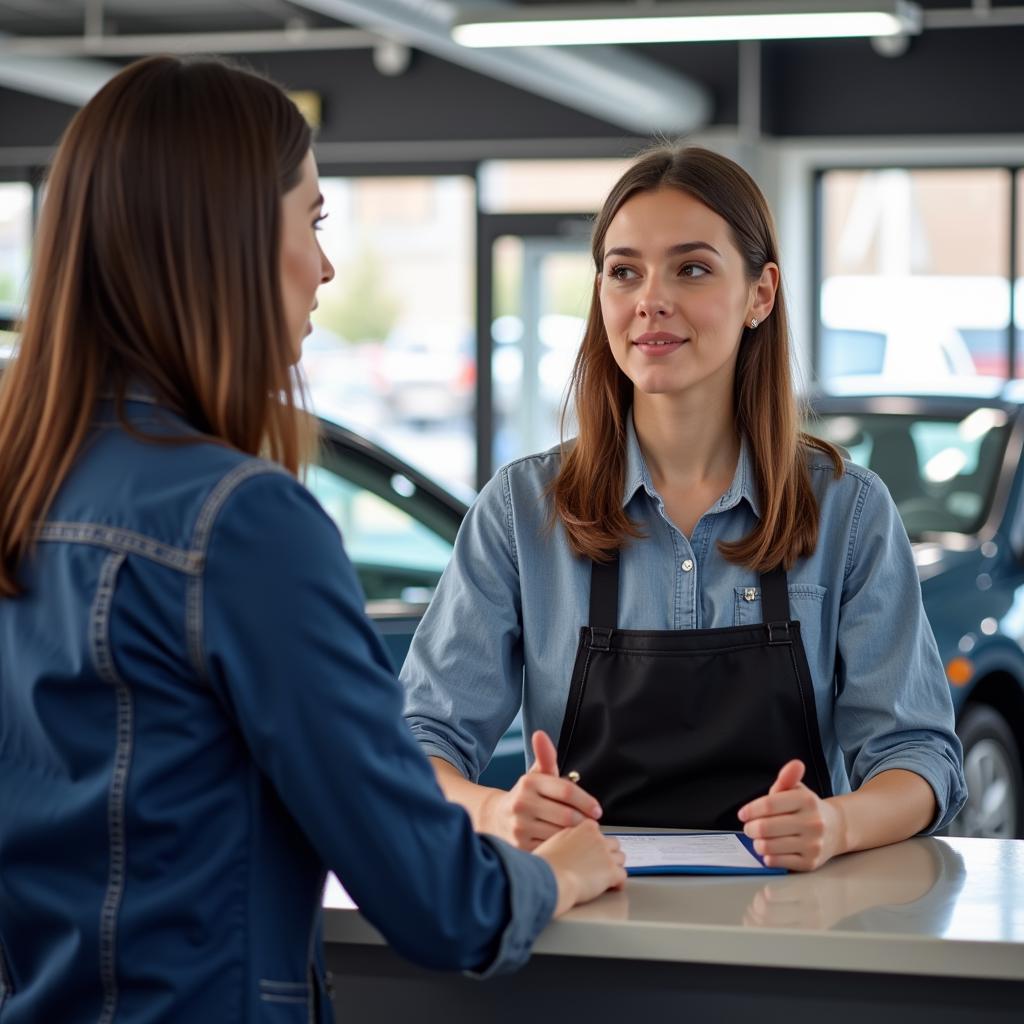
[402,416,967,832]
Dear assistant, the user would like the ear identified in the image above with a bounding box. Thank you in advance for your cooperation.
[748,262,779,325]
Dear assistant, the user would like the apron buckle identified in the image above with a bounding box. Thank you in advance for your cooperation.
[590,626,613,651]
[767,621,791,645]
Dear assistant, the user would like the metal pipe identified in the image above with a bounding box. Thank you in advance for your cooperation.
[0,26,379,57]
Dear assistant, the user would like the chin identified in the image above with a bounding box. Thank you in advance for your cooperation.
[630,372,695,396]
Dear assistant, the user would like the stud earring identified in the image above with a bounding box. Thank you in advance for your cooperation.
[749,317,759,329]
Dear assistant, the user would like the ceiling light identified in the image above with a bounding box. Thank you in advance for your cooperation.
[452,1,922,48]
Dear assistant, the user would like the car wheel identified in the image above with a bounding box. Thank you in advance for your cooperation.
[947,705,1023,839]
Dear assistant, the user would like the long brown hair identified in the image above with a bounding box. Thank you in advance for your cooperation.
[552,145,842,570]
[0,56,314,595]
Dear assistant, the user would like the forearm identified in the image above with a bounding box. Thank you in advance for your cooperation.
[828,769,937,855]
[429,755,503,832]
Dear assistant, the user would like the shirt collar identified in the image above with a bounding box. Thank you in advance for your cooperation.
[621,410,762,519]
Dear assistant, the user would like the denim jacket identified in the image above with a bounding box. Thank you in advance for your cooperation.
[0,398,555,1024]
[403,417,967,832]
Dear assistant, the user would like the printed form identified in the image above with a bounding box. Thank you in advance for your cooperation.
[618,832,765,871]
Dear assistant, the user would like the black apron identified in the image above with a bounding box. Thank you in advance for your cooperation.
[555,553,833,829]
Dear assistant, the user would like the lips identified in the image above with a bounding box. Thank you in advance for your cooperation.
[633,332,685,346]
[631,331,687,356]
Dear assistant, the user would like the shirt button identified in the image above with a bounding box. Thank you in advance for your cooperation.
[744,587,757,602]
[681,559,694,572]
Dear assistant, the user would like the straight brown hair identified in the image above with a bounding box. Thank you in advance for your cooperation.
[0,56,314,596]
[552,146,843,570]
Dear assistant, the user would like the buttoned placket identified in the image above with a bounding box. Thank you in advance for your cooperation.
[647,493,701,630]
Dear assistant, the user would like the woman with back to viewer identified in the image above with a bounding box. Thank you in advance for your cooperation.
[0,56,624,1024]
[402,145,966,870]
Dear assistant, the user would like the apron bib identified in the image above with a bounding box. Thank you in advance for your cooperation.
[555,553,833,829]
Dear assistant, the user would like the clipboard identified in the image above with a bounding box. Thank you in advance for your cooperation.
[615,830,788,876]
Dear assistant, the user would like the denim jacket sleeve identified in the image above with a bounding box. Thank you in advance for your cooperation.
[401,469,525,781]
[196,468,555,975]
[834,473,967,832]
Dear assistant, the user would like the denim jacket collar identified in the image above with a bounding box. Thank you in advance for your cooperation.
[621,410,761,519]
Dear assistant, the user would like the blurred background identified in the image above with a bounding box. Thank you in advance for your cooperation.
[0,0,1022,493]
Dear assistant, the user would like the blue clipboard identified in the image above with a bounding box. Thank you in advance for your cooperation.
[617,830,787,876]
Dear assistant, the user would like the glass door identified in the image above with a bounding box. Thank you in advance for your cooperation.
[475,212,593,482]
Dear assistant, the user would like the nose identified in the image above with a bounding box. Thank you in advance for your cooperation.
[636,281,672,319]
[320,245,335,285]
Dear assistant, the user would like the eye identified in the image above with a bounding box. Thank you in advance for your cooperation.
[680,263,709,278]
[607,264,637,281]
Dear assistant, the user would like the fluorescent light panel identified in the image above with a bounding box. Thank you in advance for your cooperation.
[453,2,921,47]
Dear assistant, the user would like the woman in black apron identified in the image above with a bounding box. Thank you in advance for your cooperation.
[402,146,965,871]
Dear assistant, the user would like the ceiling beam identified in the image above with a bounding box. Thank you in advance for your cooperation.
[286,0,713,135]
[0,49,116,105]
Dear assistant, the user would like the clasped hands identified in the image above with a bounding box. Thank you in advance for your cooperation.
[485,733,844,872]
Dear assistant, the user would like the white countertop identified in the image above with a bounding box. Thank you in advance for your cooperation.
[324,835,1024,981]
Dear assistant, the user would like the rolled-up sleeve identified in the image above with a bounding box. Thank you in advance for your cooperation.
[401,469,525,782]
[834,474,967,832]
[199,469,556,974]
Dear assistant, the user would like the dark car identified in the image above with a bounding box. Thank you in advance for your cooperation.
[293,420,526,789]
[309,419,464,667]
[807,380,1024,838]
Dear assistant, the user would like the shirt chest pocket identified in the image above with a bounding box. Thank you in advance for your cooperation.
[734,584,829,662]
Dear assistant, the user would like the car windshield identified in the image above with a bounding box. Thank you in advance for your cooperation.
[807,409,1012,539]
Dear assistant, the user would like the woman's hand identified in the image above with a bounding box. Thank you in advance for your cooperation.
[737,760,847,872]
[480,731,603,851]
[534,819,627,916]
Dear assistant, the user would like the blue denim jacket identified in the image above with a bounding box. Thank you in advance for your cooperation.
[0,398,555,1024]
[402,417,967,832]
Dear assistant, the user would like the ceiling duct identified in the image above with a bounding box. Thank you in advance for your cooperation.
[0,49,116,105]
[287,0,713,135]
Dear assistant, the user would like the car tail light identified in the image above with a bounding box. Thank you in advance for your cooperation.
[945,657,973,687]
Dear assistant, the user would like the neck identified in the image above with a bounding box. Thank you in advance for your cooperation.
[632,388,740,493]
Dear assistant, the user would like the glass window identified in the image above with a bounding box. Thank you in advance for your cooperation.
[0,182,32,351]
[819,169,1012,385]
[301,175,476,493]
[492,236,593,466]
[808,409,1010,537]
[305,462,454,605]
[1016,170,1023,378]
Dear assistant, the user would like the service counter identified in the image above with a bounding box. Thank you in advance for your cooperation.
[323,835,1024,1023]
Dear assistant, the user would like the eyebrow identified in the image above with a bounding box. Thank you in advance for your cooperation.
[309,193,324,212]
[604,241,722,260]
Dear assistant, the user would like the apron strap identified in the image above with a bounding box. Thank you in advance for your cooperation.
[591,554,790,629]
[758,565,791,623]
[589,552,620,629]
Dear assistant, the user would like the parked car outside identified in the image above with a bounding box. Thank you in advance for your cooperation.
[819,276,979,383]
[296,419,525,790]
[806,379,1024,838]
[370,325,475,426]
